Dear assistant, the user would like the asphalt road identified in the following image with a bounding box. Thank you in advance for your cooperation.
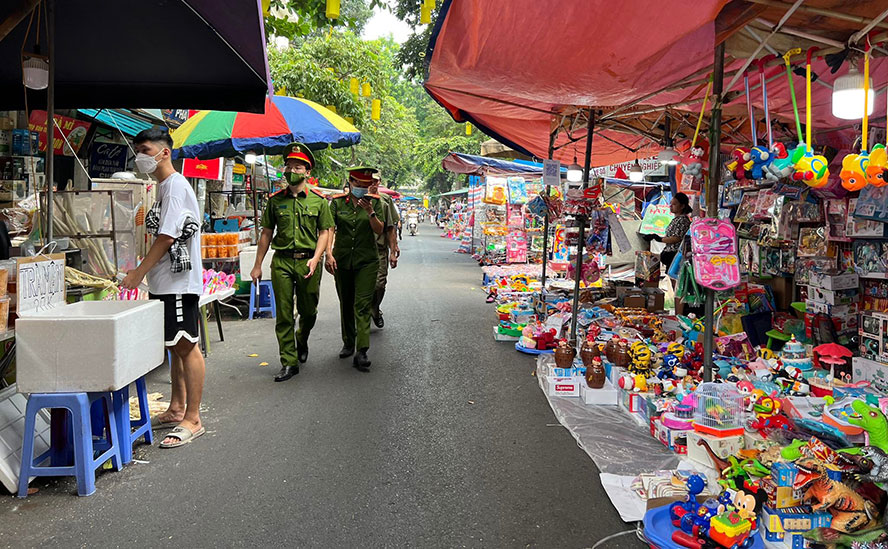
[1,226,643,548]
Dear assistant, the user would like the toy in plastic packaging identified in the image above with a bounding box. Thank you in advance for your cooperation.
[507,177,528,204]
[854,240,886,275]
[797,226,828,257]
[690,218,741,290]
[585,210,609,253]
[634,251,660,281]
[483,176,508,205]
[733,191,758,223]
[638,201,673,237]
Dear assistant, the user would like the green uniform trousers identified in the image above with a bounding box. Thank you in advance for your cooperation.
[270,254,321,367]
[334,261,377,350]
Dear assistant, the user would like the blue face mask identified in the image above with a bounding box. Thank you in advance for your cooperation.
[351,187,368,199]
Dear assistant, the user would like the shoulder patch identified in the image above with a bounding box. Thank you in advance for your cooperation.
[331,193,349,199]
[270,188,288,197]
[309,187,327,198]
[366,193,381,199]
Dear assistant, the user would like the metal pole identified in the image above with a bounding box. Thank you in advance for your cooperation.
[539,129,556,317]
[45,0,55,243]
[570,109,594,345]
[703,42,726,382]
[251,161,259,242]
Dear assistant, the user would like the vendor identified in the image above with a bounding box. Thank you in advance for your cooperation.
[649,192,692,280]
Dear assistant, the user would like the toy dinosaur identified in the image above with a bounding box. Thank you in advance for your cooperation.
[847,400,888,452]
[804,525,888,549]
[852,446,888,485]
[794,457,879,533]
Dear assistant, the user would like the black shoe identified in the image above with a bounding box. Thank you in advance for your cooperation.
[373,311,384,329]
[297,345,309,364]
[274,365,299,382]
[353,349,371,371]
[339,346,355,358]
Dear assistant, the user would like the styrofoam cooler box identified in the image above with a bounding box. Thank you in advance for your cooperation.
[16,301,164,393]
[546,376,580,397]
[239,245,275,279]
[579,378,618,405]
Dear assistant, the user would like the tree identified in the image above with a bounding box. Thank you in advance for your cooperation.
[265,0,374,40]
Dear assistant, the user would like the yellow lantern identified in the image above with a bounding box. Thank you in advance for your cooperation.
[326,0,340,19]
[420,4,431,24]
[361,82,371,97]
[465,122,472,136]
[326,105,337,114]
[262,0,271,16]
[345,116,354,125]
[275,86,287,96]
[349,77,360,95]
[371,99,381,120]
[426,0,436,8]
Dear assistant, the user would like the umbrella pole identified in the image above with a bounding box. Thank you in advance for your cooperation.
[703,42,726,382]
[540,129,556,319]
[251,159,259,243]
[570,109,594,346]
[45,0,55,244]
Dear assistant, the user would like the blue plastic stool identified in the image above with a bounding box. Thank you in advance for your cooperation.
[111,376,154,465]
[248,280,276,320]
[19,392,122,497]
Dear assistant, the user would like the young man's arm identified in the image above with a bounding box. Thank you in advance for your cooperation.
[121,234,175,289]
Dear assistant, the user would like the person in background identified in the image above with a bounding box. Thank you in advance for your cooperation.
[369,176,400,329]
[251,143,333,382]
[647,192,692,288]
[122,127,206,449]
[326,167,387,371]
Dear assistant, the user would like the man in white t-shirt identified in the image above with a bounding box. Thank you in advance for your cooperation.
[122,128,206,449]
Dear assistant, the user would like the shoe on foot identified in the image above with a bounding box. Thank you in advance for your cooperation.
[373,311,384,329]
[353,349,371,371]
[297,345,309,364]
[339,346,355,358]
[274,365,299,382]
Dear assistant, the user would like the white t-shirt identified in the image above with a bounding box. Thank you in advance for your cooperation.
[147,172,203,295]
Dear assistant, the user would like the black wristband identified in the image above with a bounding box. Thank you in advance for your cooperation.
[370,212,377,217]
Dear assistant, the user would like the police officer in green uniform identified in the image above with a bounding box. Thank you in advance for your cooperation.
[325,167,386,370]
[369,176,399,328]
[252,142,333,382]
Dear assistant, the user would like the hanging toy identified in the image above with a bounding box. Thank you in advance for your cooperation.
[841,43,873,192]
[727,147,752,180]
[784,47,830,187]
[763,142,795,180]
[867,144,888,186]
[747,146,771,180]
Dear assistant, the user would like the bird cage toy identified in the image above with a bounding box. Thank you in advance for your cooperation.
[692,383,745,437]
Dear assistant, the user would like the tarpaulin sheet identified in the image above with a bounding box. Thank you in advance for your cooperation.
[442,152,549,176]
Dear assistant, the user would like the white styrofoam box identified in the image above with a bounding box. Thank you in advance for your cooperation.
[579,378,619,406]
[16,301,164,393]
[805,286,858,305]
[686,431,744,469]
[0,385,51,493]
[492,326,519,342]
[547,376,580,397]
[239,245,275,279]
[808,272,859,291]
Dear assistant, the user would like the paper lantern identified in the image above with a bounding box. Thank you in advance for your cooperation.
[262,0,270,16]
[349,77,360,95]
[275,87,287,96]
[361,82,371,97]
[326,0,340,19]
[465,123,472,136]
[326,105,337,114]
[345,116,354,125]
[371,99,381,121]
[420,4,431,24]
[426,0,436,8]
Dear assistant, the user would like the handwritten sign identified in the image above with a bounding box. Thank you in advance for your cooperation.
[17,254,66,315]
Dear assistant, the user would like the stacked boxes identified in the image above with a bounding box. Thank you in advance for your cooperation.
[805,273,860,339]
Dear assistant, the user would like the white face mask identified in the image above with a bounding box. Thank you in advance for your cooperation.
[135,150,164,174]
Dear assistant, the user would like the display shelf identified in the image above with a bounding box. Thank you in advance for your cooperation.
[202,256,239,263]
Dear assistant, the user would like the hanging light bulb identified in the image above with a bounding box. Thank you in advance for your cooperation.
[566,156,583,182]
[628,159,644,182]
[22,53,48,90]
[245,152,257,165]
[657,146,679,165]
[832,61,875,120]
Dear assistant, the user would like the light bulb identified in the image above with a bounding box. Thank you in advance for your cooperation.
[245,152,257,164]
[657,147,679,165]
[832,63,875,120]
[22,55,48,90]
[566,158,583,182]
[628,160,644,182]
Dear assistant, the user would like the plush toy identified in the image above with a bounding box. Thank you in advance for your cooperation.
[746,145,772,180]
[792,145,830,187]
[841,151,870,191]
[866,144,888,187]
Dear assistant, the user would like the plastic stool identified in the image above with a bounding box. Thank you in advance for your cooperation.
[111,376,154,465]
[19,392,122,497]
[766,329,791,351]
[248,280,276,320]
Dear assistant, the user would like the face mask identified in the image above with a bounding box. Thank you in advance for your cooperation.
[351,186,368,199]
[285,172,306,186]
[134,150,164,174]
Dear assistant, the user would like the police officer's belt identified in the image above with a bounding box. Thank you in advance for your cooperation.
[275,249,315,259]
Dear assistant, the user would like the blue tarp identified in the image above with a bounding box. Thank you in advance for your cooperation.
[78,109,156,137]
[442,152,557,176]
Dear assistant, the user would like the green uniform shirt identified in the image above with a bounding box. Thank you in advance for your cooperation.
[261,187,334,250]
[330,194,387,270]
[375,193,398,248]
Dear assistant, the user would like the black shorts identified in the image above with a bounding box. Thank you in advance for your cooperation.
[149,293,200,347]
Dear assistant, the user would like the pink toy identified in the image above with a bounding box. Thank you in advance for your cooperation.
[690,218,741,290]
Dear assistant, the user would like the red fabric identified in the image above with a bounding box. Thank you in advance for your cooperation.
[426,0,730,166]
[231,97,289,138]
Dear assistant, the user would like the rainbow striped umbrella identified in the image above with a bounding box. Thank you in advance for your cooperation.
[172,95,361,160]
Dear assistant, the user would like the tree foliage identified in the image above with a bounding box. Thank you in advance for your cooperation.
[265,0,374,40]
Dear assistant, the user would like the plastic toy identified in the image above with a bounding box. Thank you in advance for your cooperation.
[867,144,888,187]
[746,145,771,180]
[680,145,706,188]
[852,446,888,484]
[694,382,744,437]
[627,340,653,374]
[668,475,758,548]
[840,151,870,191]
[690,218,741,290]
[791,145,830,187]
[728,147,752,180]
[762,143,795,181]
[749,395,794,431]
[847,399,888,452]
[794,457,879,533]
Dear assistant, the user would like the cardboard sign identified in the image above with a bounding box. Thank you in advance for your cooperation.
[543,159,561,188]
[17,254,66,315]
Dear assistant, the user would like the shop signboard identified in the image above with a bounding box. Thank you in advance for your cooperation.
[591,157,663,178]
[183,157,223,180]
[232,163,247,175]
[88,142,128,178]
[27,111,91,157]
[161,109,190,127]
[17,254,66,315]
